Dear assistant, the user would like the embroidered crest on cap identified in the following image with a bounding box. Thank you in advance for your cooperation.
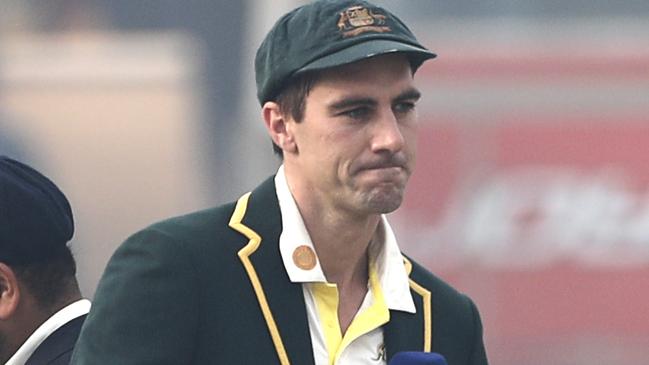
[337,6,390,38]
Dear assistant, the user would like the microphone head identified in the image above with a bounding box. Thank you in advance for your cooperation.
[388,351,448,365]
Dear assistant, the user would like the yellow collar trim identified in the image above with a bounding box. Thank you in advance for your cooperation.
[229,192,291,365]
[403,257,432,352]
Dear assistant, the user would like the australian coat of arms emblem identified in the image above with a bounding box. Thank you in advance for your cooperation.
[337,6,391,38]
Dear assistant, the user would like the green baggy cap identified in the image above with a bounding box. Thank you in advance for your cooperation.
[255,0,436,105]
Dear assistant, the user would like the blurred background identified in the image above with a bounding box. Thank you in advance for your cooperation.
[1,1,648,364]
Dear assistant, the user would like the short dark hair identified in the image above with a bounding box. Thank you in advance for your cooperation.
[271,71,320,156]
[12,246,79,311]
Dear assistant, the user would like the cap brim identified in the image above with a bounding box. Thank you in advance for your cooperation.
[297,39,436,73]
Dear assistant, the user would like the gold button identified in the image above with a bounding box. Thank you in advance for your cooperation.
[292,245,316,270]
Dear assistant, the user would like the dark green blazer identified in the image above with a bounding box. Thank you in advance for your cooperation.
[71,177,488,365]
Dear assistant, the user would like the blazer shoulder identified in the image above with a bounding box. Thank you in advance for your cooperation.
[138,175,278,244]
[406,256,480,324]
[147,201,237,237]
[114,175,280,261]
[406,256,489,365]
[407,257,463,298]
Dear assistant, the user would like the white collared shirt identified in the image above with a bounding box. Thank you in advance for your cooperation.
[274,165,415,365]
[6,299,91,365]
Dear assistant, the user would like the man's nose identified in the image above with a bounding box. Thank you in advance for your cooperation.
[370,111,405,154]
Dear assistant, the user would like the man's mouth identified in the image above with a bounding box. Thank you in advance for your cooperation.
[357,160,408,174]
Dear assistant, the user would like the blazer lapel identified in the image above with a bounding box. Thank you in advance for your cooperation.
[384,258,433,361]
[230,177,315,365]
[384,299,426,360]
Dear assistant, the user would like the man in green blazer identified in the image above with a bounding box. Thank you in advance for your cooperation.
[72,1,489,364]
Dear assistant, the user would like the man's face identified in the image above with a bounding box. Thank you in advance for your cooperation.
[286,53,420,217]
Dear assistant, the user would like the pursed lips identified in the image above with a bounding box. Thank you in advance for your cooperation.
[354,159,409,175]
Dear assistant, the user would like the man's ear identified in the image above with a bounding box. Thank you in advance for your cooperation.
[0,263,20,320]
[261,101,298,154]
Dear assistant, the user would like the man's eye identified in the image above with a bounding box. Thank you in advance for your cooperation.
[342,107,370,120]
[394,101,416,114]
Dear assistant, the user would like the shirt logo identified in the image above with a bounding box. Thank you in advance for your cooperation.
[373,343,387,361]
[337,6,391,38]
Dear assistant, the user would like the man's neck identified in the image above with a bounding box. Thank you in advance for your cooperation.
[297,192,379,280]
[283,166,386,332]
[284,167,380,283]
[0,297,59,364]
[299,205,379,333]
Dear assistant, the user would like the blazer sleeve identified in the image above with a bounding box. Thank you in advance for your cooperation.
[467,296,489,365]
[71,228,201,365]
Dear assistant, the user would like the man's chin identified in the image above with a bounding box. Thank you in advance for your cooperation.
[362,186,405,214]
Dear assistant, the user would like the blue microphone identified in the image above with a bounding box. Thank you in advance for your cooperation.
[388,351,448,365]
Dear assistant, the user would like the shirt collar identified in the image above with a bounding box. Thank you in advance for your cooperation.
[274,165,415,313]
[276,165,327,283]
[6,298,91,365]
